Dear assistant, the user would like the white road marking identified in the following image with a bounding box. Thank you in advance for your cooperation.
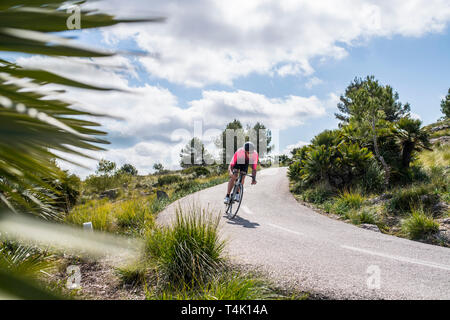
[268,223,304,236]
[341,245,450,272]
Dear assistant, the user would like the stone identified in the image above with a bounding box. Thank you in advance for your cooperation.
[156,190,169,200]
[432,202,449,214]
[367,193,391,205]
[430,124,450,133]
[430,136,450,145]
[99,188,119,200]
[360,224,381,232]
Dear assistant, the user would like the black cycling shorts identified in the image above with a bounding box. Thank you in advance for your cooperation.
[232,163,249,174]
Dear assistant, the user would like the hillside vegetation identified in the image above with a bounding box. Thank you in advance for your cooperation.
[288,78,449,247]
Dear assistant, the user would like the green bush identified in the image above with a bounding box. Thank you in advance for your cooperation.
[175,180,200,193]
[290,181,305,195]
[335,143,374,186]
[401,209,439,239]
[66,198,155,233]
[300,145,334,184]
[84,173,131,194]
[332,191,365,216]
[181,166,210,177]
[144,206,225,290]
[157,175,182,187]
[357,161,385,193]
[116,262,148,287]
[388,184,440,213]
[302,183,334,204]
[0,241,54,277]
[115,199,152,231]
[288,161,302,181]
[429,166,449,194]
[65,199,115,232]
[346,209,377,225]
[393,165,430,186]
[152,270,277,300]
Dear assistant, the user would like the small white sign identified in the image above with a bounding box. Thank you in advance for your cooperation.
[83,222,93,231]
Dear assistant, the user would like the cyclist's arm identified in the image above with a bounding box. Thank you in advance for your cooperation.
[251,152,259,182]
[229,152,238,176]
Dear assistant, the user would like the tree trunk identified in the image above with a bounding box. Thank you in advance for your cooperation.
[371,119,390,188]
[401,141,414,169]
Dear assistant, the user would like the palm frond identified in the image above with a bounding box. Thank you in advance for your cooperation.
[0,0,163,298]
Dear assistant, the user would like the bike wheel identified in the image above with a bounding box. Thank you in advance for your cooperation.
[227,184,244,219]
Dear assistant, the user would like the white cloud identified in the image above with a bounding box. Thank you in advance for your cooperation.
[15,55,327,176]
[281,141,310,156]
[14,0,450,175]
[90,0,450,87]
[305,77,324,89]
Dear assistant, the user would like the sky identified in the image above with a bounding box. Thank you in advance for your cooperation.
[7,0,450,177]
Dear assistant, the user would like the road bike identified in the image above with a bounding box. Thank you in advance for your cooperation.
[225,170,253,219]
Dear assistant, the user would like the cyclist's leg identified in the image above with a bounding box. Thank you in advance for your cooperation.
[236,164,249,193]
[226,169,239,195]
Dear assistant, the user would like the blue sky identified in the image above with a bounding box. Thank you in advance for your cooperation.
[8,0,450,176]
[84,24,449,151]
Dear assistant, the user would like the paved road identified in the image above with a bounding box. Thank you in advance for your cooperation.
[158,167,450,299]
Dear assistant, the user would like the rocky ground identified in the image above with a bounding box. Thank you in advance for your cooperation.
[50,258,146,300]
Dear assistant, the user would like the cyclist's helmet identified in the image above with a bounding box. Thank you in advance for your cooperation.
[244,141,256,152]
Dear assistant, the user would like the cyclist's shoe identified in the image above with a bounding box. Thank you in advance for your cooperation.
[234,193,240,202]
[224,196,231,204]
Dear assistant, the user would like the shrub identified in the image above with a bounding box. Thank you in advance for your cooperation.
[401,209,439,240]
[429,166,449,194]
[157,175,182,187]
[418,144,450,168]
[393,165,430,186]
[175,180,200,193]
[288,161,302,181]
[335,143,374,186]
[0,241,54,277]
[116,199,153,231]
[65,199,115,232]
[84,173,131,194]
[388,184,440,213]
[144,205,225,290]
[300,145,334,184]
[181,166,210,177]
[152,270,277,300]
[66,198,155,233]
[302,183,334,204]
[346,209,377,225]
[311,129,340,148]
[116,261,148,287]
[119,163,138,176]
[150,198,170,214]
[357,161,385,193]
[290,181,305,195]
[332,191,365,216]
[51,170,81,212]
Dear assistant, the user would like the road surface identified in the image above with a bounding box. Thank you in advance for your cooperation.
[158,167,450,299]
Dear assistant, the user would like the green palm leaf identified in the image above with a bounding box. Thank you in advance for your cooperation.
[0,1,163,299]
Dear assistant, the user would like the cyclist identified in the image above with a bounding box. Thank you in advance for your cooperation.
[224,141,258,204]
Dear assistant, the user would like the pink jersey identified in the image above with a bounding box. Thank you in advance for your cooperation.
[230,147,259,171]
